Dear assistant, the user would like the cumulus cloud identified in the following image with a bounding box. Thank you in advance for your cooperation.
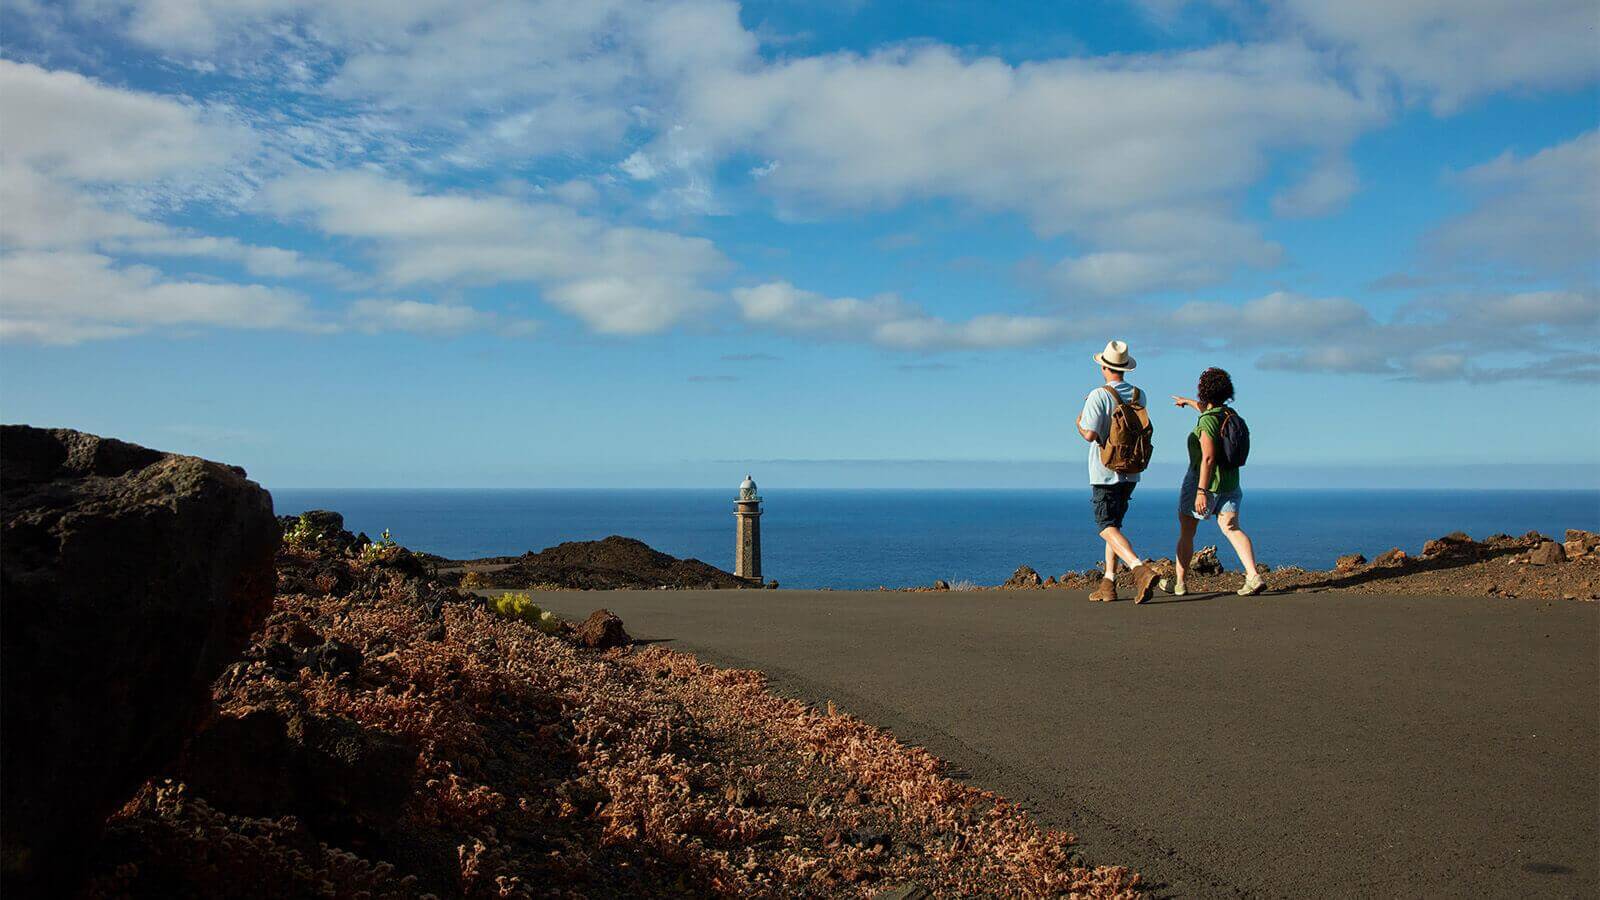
[733,281,1082,350]
[0,60,351,341]
[649,40,1378,295]
[1178,288,1599,382]
[347,299,536,337]
[1271,155,1360,218]
[1137,0,1598,112]
[1171,291,1374,336]
[263,170,727,334]
[0,58,248,181]
[1426,130,1600,279]
[82,0,755,163]
[1280,0,1600,113]
[0,250,320,344]
[107,235,354,283]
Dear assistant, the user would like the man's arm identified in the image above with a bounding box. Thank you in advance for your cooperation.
[1077,393,1104,444]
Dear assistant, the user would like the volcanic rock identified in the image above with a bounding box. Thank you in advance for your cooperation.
[1563,540,1587,560]
[182,707,415,841]
[0,426,279,892]
[933,579,950,591]
[1336,553,1367,571]
[1003,565,1043,588]
[1528,541,1567,566]
[482,535,745,590]
[1190,546,1224,576]
[1422,532,1479,559]
[576,608,632,648]
[1374,548,1408,567]
[1566,529,1599,551]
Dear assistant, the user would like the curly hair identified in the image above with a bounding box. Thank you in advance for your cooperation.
[1197,367,1235,406]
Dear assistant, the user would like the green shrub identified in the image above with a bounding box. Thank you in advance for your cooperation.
[281,514,320,549]
[359,528,401,563]
[490,593,564,634]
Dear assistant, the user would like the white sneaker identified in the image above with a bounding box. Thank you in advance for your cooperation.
[1237,574,1265,596]
[1159,576,1186,596]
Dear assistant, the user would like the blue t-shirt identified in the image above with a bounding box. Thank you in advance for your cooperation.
[1078,381,1142,485]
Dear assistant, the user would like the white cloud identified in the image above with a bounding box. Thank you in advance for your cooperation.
[347,298,536,337]
[0,250,319,344]
[0,59,254,246]
[1170,291,1374,336]
[262,170,726,334]
[1135,0,1598,112]
[0,164,164,249]
[88,0,755,163]
[108,235,352,283]
[732,281,1080,350]
[1181,288,1599,382]
[1271,155,1359,218]
[653,40,1379,295]
[0,59,353,341]
[1280,0,1600,113]
[1427,130,1600,278]
[0,58,248,182]
[1053,249,1234,297]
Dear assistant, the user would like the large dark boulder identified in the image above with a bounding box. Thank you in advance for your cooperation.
[575,608,632,648]
[181,708,415,844]
[1,426,279,892]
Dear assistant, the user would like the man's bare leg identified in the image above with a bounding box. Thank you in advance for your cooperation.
[1099,526,1142,569]
[1101,525,1158,603]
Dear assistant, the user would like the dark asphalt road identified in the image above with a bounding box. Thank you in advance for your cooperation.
[523,587,1599,898]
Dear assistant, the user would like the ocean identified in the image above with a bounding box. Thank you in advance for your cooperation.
[269,488,1600,590]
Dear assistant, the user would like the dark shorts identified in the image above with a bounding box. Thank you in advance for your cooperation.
[1091,482,1136,530]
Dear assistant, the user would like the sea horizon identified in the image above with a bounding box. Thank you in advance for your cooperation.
[273,487,1600,590]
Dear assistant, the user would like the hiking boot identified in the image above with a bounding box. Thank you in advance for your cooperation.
[1159,575,1187,596]
[1131,564,1158,604]
[1088,578,1118,602]
[1237,573,1266,596]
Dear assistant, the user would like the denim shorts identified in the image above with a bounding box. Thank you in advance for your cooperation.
[1091,482,1136,530]
[1180,468,1241,519]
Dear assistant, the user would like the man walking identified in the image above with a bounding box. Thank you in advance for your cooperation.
[1076,340,1159,603]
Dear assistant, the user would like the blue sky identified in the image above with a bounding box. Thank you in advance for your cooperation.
[1,0,1596,488]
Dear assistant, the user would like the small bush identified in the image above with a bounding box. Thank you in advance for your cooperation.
[360,528,401,563]
[281,514,321,549]
[490,592,563,634]
[459,571,487,590]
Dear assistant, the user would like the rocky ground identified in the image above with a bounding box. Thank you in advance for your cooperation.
[81,515,1140,898]
[434,535,752,591]
[974,528,1600,602]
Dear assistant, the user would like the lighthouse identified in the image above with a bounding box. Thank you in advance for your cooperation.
[734,474,762,584]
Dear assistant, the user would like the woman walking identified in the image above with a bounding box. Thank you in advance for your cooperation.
[1167,367,1265,596]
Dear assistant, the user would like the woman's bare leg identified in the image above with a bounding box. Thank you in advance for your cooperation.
[1175,514,1198,579]
[1217,511,1258,575]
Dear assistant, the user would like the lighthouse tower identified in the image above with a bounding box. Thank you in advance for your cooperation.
[734,474,762,584]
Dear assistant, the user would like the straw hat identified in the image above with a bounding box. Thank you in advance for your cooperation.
[1092,339,1136,372]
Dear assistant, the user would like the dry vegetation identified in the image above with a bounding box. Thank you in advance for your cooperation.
[83,531,1140,898]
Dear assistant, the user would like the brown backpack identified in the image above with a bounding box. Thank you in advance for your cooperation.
[1099,385,1153,474]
